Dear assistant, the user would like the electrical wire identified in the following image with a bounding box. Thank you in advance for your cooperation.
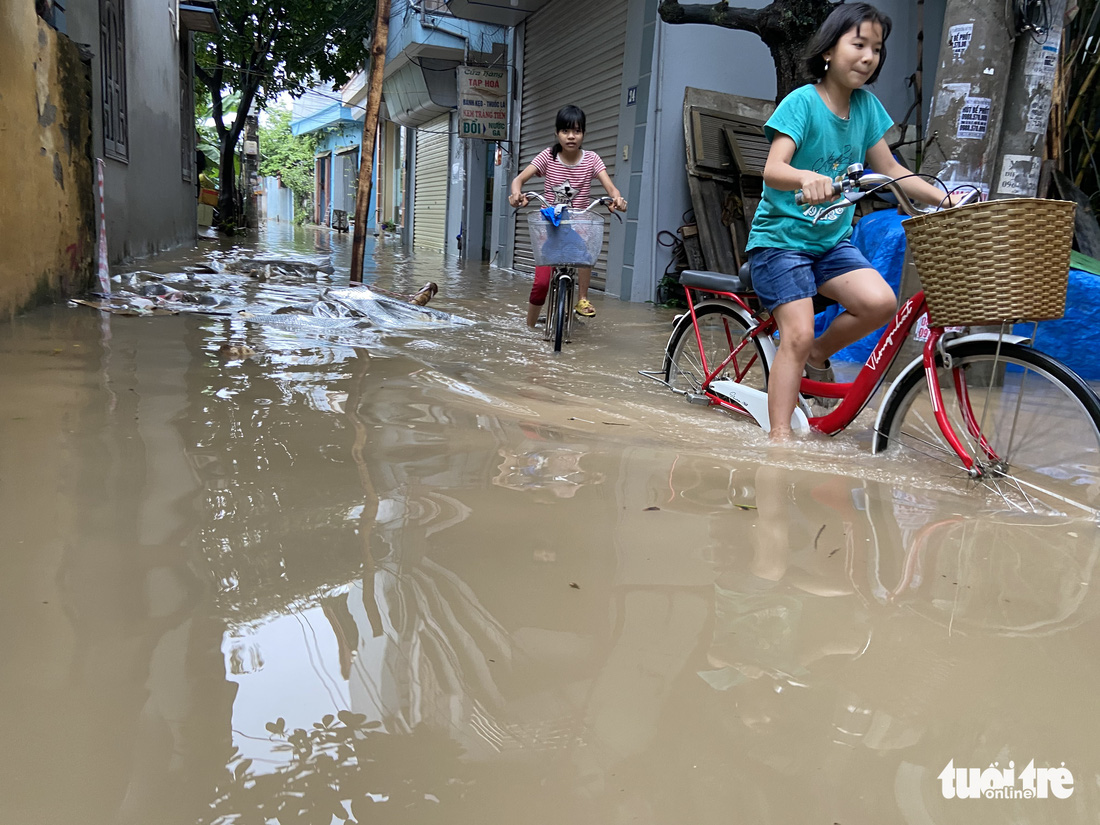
[1008,0,1053,42]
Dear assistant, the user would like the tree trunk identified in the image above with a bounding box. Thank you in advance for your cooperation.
[763,38,810,99]
[349,0,392,282]
[217,138,240,231]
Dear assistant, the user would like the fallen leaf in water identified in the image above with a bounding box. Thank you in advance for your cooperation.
[644,506,660,511]
[569,582,580,589]
[734,504,757,511]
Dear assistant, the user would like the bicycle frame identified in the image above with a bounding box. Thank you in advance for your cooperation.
[680,282,995,475]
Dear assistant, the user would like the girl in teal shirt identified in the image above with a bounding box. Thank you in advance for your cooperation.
[747,3,962,442]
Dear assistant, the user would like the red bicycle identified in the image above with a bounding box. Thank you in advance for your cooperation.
[646,168,1100,514]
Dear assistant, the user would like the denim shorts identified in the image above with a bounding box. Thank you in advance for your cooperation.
[748,240,874,312]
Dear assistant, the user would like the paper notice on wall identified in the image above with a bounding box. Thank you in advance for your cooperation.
[957,97,991,139]
[934,82,971,116]
[1026,41,1059,80]
[997,154,1041,196]
[1026,94,1053,134]
[949,23,974,60]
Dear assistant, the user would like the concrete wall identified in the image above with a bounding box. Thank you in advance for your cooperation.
[262,177,295,223]
[0,9,95,318]
[65,0,197,264]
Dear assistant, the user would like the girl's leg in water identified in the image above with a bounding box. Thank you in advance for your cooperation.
[769,297,816,442]
[527,302,542,327]
[809,268,896,368]
[527,266,554,328]
[576,267,592,302]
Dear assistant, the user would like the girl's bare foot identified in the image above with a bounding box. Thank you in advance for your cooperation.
[768,427,794,444]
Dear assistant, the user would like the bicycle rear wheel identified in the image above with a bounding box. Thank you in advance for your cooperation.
[876,340,1100,513]
[664,304,769,404]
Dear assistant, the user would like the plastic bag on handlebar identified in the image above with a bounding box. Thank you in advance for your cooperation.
[540,205,567,226]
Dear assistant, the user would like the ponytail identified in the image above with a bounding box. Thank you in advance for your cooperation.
[551,142,563,160]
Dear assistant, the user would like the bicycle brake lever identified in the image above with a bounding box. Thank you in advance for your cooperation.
[811,193,862,225]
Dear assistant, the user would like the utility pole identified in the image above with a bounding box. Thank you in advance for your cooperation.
[349,0,392,283]
[922,0,1018,198]
[242,115,260,228]
[991,0,1068,198]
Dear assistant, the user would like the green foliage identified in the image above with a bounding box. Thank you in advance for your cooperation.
[258,102,318,208]
[194,0,375,228]
[194,0,375,110]
[195,86,242,187]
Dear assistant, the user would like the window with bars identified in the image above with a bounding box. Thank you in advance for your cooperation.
[100,0,128,161]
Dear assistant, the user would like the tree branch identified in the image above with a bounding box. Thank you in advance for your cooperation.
[658,0,762,34]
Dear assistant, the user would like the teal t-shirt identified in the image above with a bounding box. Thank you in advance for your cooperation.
[746,84,893,255]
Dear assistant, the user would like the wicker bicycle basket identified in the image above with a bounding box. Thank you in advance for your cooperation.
[902,198,1076,327]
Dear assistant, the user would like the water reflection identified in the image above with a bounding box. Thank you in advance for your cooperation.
[4,226,1100,824]
[198,335,1100,823]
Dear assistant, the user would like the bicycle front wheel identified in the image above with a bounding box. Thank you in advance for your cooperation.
[553,275,572,352]
[664,304,769,402]
[877,341,1100,513]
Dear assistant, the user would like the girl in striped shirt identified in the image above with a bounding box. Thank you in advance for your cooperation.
[510,105,626,326]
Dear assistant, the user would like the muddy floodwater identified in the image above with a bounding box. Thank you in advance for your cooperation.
[2,224,1099,824]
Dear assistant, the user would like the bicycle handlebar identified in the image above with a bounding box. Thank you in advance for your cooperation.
[794,165,981,224]
[515,192,622,214]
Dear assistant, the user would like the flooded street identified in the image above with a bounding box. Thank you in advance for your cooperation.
[2,223,1099,824]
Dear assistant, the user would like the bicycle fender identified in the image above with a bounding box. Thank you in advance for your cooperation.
[665,301,776,362]
[871,331,1031,453]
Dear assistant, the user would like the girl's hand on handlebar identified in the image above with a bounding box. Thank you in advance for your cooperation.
[942,190,980,209]
[509,192,529,208]
[610,195,627,212]
[797,172,839,205]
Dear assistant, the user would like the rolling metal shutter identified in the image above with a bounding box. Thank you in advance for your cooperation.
[413,115,450,252]
[515,0,627,286]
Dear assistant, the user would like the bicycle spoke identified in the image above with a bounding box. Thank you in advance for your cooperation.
[665,305,768,403]
[880,341,1100,514]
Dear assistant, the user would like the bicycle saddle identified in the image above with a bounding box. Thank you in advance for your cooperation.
[679,267,754,293]
[679,264,837,311]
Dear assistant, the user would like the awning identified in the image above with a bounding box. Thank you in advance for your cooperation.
[383,57,460,128]
[445,0,550,27]
[180,0,219,33]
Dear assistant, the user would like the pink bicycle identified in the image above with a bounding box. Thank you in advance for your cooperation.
[646,168,1100,514]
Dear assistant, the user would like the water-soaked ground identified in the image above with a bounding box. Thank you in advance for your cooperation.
[2,223,1099,824]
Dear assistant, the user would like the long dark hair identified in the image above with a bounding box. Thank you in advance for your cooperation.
[804,3,892,85]
[550,105,586,159]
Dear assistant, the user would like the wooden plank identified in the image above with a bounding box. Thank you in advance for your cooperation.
[687,175,739,275]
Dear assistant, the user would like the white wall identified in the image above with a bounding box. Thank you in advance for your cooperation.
[630,16,776,302]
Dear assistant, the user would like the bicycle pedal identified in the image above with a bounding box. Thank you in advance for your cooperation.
[686,393,710,405]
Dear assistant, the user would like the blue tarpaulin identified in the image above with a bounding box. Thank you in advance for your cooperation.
[819,210,1100,379]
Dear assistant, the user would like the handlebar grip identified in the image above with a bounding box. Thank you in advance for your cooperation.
[794,180,844,206]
